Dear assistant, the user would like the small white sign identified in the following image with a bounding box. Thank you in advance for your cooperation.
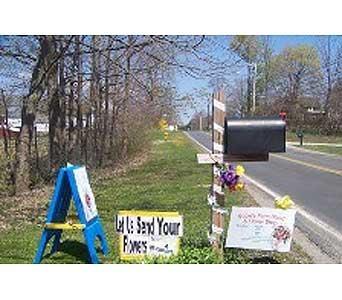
[73,167,98,222]
[225,207,296,252]
[197,153,227,164]
[116,211,183,260]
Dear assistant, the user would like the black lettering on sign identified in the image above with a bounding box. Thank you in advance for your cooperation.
[157,217,164,235]
[126,216,131,234]
[123,235,129,253]
[122,235,148,254]
[137,216,142,234]
[137,216,155,235]
[116,216,124,234]
[130,219,134,233]
[142,241,147,253]
[130,239,141,253]
[157,217,181,236]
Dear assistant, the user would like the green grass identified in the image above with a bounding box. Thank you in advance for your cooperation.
[296,145,342,156]
[287,131,342,144]
[0,131,311,263]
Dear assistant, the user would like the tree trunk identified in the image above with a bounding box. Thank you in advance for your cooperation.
[100,38,111,165]
[49,39,66,175]
[122,36,133,158]
[75,36,83,161]
[1,89,9,158]
[16,36,57,193]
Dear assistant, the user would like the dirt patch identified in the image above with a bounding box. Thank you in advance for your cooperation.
[91,149,150,185]
[0,187,52,231]
[0,148,151,232]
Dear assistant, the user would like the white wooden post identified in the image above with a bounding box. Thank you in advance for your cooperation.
[209,90,226,249]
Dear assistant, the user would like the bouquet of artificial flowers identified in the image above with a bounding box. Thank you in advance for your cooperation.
[215,163,245,192]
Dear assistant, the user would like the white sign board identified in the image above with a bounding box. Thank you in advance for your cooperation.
[73,167,98,222]
[116,211,183,260]
[197,153,225,164]
[225,207,296,252]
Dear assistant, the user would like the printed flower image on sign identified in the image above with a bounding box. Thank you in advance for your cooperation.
[73,167,98,222]
[115,210,183,260]
[225,207,296,252]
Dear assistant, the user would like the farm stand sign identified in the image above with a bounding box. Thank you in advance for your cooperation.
[73,166,98,222]
[225,207,296,252]
[115,211,183,260]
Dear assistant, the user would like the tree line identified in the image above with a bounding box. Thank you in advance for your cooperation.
[228,35,342,133]
[1,35,237,196]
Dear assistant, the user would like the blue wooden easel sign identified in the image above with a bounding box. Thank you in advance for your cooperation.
[34,165,108,264]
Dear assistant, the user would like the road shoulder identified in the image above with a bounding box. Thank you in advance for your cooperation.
[185,131,338,264]
[245,183,335,264]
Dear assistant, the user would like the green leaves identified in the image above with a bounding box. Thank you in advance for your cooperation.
[230,35,262,63]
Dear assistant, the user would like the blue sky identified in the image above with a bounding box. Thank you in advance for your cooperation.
[175,35,324,123]
[176,35,319,94]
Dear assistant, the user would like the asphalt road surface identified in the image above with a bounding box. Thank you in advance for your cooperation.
[186,130,342,234]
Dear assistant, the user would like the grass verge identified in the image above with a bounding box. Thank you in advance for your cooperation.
[287,131,342,144]
[294,145,342,156]
[0,131,311,263]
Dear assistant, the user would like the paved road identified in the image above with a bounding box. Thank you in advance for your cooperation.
[187,131,342,233]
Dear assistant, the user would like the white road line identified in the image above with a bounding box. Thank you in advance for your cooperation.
[184,131,211,152]
[295,205,342,242]
[184,131,342,243]
[243,174,280,198]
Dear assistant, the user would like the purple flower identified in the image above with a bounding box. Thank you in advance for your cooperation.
[217,163,245,192]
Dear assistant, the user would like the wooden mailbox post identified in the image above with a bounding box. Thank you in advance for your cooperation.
[209,90,226,248]
[197,90,286,250]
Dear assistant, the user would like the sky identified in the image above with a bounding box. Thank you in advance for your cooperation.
[174,35,323,124]
[176,35,318,94]
[0,35,336,123]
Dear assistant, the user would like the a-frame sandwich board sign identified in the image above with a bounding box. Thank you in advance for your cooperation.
[33,165,108,264]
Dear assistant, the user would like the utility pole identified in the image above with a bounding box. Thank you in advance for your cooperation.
[207,97,210,130]
[251,62,257,115]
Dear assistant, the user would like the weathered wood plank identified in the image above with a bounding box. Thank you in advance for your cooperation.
[197,153,269,164]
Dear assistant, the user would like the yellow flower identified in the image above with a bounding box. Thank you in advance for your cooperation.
[236,182,244,191]
[274,195,294,210]
[236,165,245,176]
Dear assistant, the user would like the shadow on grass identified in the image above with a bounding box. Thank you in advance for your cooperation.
[251,256,280,264]
[43,240,90,263]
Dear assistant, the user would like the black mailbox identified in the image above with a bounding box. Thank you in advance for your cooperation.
[224,117,286,156]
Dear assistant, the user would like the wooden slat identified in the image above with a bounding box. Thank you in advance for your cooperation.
[210,91,226,243]
[213,99,226,112]
[213,109,225,127]
[213,142,224,153]
[213,183,224,195]
[212,209,225,233]
[215,193,225,207]
[213,122,224,134]
[197,153,269,164]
